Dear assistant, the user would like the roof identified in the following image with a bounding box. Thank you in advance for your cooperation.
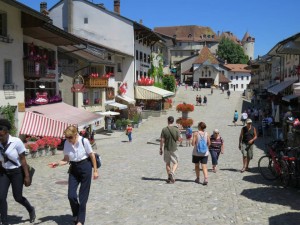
[154,25,218,42]
[223,64,251,73]
[193,46,219,64]
[220,31,241,45]
[268,32,300,55]
[182,67,193,75]
[219,73,231,83]
[135,86,174,100]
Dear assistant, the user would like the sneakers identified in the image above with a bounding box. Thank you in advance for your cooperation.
[168,172,175,183]
[29,207,36,223]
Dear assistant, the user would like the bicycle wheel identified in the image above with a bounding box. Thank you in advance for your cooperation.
[279,160,290,187]
[258,156,279,180]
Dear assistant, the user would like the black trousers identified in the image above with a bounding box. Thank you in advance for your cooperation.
[68,160,92,224]
[0,167,33,223]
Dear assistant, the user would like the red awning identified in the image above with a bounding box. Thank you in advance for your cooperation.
[20,102,101,138]
[20,111,69,138]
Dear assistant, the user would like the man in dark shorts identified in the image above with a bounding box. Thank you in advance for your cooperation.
[239,119,257,172]
[160,116,182,183]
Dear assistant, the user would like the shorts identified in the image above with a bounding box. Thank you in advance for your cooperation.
[233,117,238,122]
[241,143,253,159]
[192,155,208,164]
[186,134,192,139]
[164,150,179,164]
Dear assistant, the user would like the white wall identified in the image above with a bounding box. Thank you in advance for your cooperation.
[228,72,251,91]
[0,2,25,131]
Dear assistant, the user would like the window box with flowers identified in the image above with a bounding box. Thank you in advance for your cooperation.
[83,99,90,105]
[94,98,101,104]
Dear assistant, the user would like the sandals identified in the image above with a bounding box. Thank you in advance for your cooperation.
[203,178,208,185]
[240,168,246,173]
[169,172,175,183]
[195,178,200,184]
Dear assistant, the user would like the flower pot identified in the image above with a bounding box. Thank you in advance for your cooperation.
[50,148,57,155]
[38,149,44,157]
[30,152,37,158]
[182,112,188,119]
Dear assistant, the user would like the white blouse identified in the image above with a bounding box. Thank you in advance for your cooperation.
[63,135,93,162]
[0,135,26,169]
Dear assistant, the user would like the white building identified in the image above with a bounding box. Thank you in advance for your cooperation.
[223,64,251,91]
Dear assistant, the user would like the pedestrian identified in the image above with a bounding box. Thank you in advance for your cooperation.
[227,89,231,99]
[233,110,239,126]
[209,129,224,173]
[51,125,98,225]
[211,87,213,95]
[241,110,248,126]
[160,116,182,183]
[0,119,36,225]
[175,123,184,147]
[192,122,210,185]
[198,95,202,106]
[185,84,188,91]
[196,95,199,106]
[126,124,133,142]
[185,125,193,147]
[203,96,207,105]
[233,85,236,91]
[239,119,257,173]
[222,86,224,93]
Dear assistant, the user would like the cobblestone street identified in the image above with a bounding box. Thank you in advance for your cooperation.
[7,87,300,225]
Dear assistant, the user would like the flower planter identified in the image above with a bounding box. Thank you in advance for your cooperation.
[50,148,57,155]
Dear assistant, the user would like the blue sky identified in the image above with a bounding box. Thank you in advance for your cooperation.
[18,0,300,59]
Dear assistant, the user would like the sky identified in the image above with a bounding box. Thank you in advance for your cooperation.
[18,0,300,59]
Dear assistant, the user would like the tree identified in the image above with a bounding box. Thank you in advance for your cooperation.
[162,75,176,92]
[217,37,249,64]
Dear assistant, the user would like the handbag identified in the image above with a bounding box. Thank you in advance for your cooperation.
[23,165,35,186]
[82,138,102,168]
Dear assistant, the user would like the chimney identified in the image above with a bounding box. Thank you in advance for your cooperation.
[139,19,143,25]
[114,0,120,14]
[40,2,47,13]
[217,31,220,37]
[224,60,227,64]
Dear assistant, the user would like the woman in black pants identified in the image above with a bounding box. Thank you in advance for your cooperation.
[52,125,98,225]
[0,119,35,225]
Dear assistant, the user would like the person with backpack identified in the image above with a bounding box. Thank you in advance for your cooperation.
[185,125,193,147]
[209,129,224,173]
[0,119,36,225]
[192,122,211,185]
[160,116,182,184]
[51,125,98,225]
[239,119,257,173]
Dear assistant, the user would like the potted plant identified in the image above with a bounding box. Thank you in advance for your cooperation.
[36,139,46,157]
[115,119,122,130]
[26,143,38,158]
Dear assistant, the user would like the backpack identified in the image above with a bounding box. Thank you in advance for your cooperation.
[197,132,208,154]
[82,138,102,168]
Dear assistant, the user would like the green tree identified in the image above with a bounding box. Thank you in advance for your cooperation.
[217,37,249,64]
[162,75,176,92]
[0,104,16,136]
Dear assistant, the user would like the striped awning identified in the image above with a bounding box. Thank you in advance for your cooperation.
[135,86,174,100]
[20,111,69,138]
[20,102,101,138]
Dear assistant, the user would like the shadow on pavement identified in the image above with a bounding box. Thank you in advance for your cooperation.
[219,168,240,172]
[6,215,24,224]
[141,177,195,183]
[241,186,300,211]
[242,174,279,186]
[269,212,300,225]
[35,214,74,225]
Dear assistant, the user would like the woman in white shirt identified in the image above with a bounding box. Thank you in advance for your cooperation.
[52,125,98,225]
[0,119,35,225]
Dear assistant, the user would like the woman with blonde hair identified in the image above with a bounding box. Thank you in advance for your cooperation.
[192,122,210,185]
[51,125,98,225]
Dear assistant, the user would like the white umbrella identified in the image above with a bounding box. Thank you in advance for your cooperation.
[274,105,280,123]
[97,111,120,116]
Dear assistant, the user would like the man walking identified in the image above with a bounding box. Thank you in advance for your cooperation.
[160,116,182,183]
[239,119,257,173]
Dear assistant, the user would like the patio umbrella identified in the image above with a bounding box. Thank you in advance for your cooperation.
[274,105,280,123]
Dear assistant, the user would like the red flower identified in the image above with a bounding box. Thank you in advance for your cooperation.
[176,118,193,128]
[176,103,194,112]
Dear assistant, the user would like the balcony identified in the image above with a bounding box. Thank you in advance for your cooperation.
[84,77,108,88]
[23,59,47,79]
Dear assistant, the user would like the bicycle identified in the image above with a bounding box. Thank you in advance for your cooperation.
[281,146,300,187]
[258,140,290,186]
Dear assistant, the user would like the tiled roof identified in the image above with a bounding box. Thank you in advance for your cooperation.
[193,46,219,64]
[220,31,241,45]
[223,64,251,73]
[154,25,218,42]
[219,74,231,83]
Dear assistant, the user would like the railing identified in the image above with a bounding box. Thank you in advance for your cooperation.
[84,78,108,88]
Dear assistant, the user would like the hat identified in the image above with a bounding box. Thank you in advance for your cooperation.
[213,129,219,134]
[246,119,252,124]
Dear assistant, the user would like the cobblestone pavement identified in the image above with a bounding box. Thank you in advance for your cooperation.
[6,87,300,225]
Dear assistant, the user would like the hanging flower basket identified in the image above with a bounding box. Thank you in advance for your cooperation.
[176,103,194,112]
[176,118,193,127]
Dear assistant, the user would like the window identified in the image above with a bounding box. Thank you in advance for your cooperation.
[147,55,150,63]
[140,71,143,76]
[230,76,233,80]
[235,84,238,88]
[241,76,244,80]
[105,66,114,74]
[144,72,147,77]
[144,53,146,62]
[191,51,194,55]
[0,12,7,36]
[136,50,138,60]
[107,54,112,61]
[178,42,182,46]
[94,90,100,104]
[247,76,249,80]
[4,60,12,84]
[208,71,211,77]
[236,76,238,80]
[139,52,143,61]
[231,84,233,88]
[84,18,88,24]
[136,70,139,81]
[241,84,244,89]
[117,63,122,72]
